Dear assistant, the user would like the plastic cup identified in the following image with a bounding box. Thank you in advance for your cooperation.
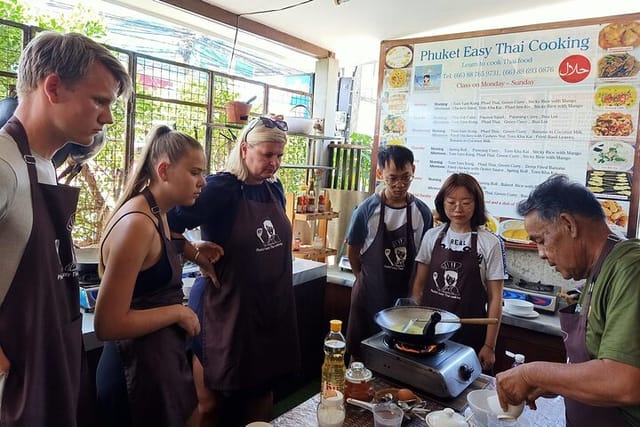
[373,402,403,427]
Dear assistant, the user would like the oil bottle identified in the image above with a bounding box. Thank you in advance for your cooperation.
[321,319,346,395]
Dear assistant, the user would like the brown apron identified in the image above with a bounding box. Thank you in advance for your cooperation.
[201,183,300,390]
[559,235,630,426]
[0,117,93,426]
[424,225,487,352]
[112,189,197,426]
[346,193,416,357]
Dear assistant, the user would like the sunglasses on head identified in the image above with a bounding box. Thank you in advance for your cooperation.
[244,117,288,140]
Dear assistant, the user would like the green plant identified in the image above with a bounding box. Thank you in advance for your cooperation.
[348,132,373,191]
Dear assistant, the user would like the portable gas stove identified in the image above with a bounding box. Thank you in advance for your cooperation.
[503,277,562,313]
[361,332,481,399]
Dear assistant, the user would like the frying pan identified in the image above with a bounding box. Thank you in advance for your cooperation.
[374,306,498,345]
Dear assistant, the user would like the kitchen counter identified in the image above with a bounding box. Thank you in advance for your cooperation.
[326,265,563,337]
[82,258,327,351]
[271,375,565,426]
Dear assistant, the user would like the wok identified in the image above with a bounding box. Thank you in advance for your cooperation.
[374,306,498,345]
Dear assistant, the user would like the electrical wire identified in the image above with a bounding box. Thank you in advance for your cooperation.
[228,0,316,72]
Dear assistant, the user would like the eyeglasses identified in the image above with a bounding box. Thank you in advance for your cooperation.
[383,175,414,186]
[444,199,474,210]
[244,117,288,141]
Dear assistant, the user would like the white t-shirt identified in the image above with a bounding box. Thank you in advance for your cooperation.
[415,224,507,288]
[0,130,57,305]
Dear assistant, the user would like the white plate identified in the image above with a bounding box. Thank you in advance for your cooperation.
[498,219,531,244]
[385,45,413,68]
[503,306,540,318]
[589,140,635,172]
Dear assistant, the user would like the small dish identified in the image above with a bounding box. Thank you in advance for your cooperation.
[503,306,539,318]
[487,395,524,420]
[503,299,534,316]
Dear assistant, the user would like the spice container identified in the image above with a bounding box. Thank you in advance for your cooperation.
[344,361,374,402]
[317,390,345,427]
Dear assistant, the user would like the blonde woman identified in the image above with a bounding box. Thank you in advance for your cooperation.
[168,116,300,426]
[94,125,222,427]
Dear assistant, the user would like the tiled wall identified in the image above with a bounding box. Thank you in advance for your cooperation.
[506,248,584,292]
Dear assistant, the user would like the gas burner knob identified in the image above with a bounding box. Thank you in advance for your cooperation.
[459,364,474,381]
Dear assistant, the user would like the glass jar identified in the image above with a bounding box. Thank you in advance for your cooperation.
[317,390,345,427]
[344,361,374,402]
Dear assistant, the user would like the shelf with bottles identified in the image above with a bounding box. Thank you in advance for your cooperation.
[287,182,339,262]
[294,211,339,221]
[287,133,344,141]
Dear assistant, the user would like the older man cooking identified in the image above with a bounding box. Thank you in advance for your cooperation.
[496,175,640,426]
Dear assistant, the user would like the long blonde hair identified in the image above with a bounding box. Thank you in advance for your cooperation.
[102,125,202,237]
[99,125,202,274]
[224,117,287,182]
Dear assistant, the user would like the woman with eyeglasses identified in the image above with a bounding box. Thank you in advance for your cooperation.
[344,145,433,361]
[410,173,506,372]
[167,116,300,426]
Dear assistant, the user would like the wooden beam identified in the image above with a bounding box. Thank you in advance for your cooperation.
[158,0,334,59]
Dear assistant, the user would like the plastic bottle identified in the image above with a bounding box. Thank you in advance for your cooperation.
[321,319,346,395]
[296,185,308,214]
[506,350,525,367]
[317,193,326,213]
[292,231,302,251]
[307,182,316,213]
[512,354,525,367]
[324,190,332,213]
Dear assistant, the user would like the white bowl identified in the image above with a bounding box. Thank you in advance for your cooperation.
[284,116,314,134]
[504,299,535,316]
[487,395,524,420]
[466,389,494,426]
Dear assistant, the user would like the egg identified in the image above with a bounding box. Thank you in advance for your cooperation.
[396,388,416,401]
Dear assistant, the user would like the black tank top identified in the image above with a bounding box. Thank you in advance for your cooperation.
[101,210,172,298]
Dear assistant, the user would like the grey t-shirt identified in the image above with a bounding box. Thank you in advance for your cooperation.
[0,131,57,306]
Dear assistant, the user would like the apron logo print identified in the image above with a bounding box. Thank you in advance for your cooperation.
[431,260,462,299]
[256,218,283,252]
[384,242,407,271]
[66,211,76,232]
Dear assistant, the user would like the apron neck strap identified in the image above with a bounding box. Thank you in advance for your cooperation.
[141,188,168,240]
[3,117,42,183]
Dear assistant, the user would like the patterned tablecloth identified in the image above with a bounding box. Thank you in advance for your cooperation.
[271,375,566,427]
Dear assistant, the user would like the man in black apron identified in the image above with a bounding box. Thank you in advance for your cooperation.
[0,32,130,426]
[345,145,433,360]
[496,175,640,426]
